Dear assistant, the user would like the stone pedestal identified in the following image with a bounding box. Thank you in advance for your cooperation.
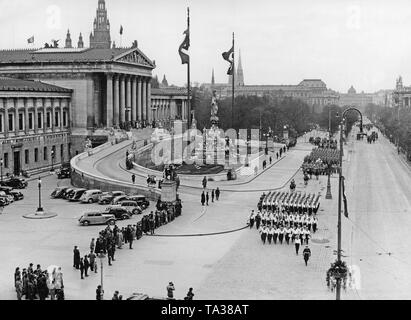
[161,179,177,202]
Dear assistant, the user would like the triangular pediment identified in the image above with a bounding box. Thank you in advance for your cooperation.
[114,48,155,69]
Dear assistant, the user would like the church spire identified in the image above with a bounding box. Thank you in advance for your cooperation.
[89,0,111,49]
[77,33,84,48]
[65,29,72,48]
[236,49,244,86]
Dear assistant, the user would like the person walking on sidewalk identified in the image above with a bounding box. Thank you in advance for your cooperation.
[167,282,175,300]
[206,192,209,206]
[294,236,301,255]
[132,174,136,184]
[90,238,95,253]
[215,187,220,201]
[96,285,103,300]
[202,176,207,189]
[303,246,311,266]
[211,190,215,203]
[201,192,205,206]
[73,246,80,269]
[79,258,85,279]
[83,255,90,277]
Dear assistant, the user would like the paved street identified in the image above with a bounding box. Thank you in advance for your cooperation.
[2,130,411,300]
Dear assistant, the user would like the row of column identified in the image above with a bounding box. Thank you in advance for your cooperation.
[106,74,151,126]
[150,99,189,121]
[0,97,69,138]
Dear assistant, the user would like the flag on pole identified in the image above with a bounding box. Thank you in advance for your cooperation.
[222,44,234,75]
[27,36,34,44]
[342,176,349,218]
[178,28,190,65]
[120,25,123,35]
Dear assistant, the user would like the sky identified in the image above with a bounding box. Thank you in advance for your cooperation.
[0,0,410,93]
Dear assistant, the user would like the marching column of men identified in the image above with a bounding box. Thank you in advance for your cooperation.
[249,206,318,256]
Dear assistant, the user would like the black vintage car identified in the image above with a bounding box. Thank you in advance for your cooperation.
[57,167,71,179]
[0,177,28,189]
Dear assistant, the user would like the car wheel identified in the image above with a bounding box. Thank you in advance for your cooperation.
[122,214,129,220]
[88,198,93,204]
[82,221,90,226]
[132,209,139,215]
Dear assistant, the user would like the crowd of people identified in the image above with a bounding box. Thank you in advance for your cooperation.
[14,264,64,300]
[302,148,340,176]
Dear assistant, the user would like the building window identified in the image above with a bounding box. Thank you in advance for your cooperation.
[25,150,29,165]
[46,112,51,128]
[55,111,59,127]
[60,144,64,160]
[44,146,48,161]
[19,113,24,131]
[63,111,68,127]
[4,153,8,168]
[37,112,43,129]
[28,113,33,130]
[0,114,3,132]
[8,114,14,131]
[34,148,38,162]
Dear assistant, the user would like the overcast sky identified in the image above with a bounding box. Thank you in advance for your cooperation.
[0,0,410,92]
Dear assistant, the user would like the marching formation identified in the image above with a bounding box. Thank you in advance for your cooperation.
[257,191,321,215]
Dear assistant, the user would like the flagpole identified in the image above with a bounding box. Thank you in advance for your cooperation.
[187,7,191,128]
[232,32,235,129]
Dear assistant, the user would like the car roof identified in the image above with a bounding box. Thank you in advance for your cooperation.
[86,189,101,192]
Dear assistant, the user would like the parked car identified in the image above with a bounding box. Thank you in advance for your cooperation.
[0,191,13,204]
[0,197,7,206]
[57,167,71,179]
[80,189,103,203]
[110,200,142,215]
[0,177,28,189]
[51,187,69,199]
[127,195,150,209]
[111,195,129,205]
[9,190,24,201]
[68,188,87,202]
[78,212,116,226]
[98,191,125,205]
[63,188,76,200]
[102,207,131,220]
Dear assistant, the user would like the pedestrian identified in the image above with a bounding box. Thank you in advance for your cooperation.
[167,282,175,300]
[149,215,155,235]
[255,211,261,230]
[202,176,207,189]
[206,192,209,206]
[96,285,103,300]
[90,238,95,253]
[84,255,90,277]
[303,245,311,266]
[215,187,220,201]
[185,288,194,300]
[15,278,23,300]
[79,258,84,279]
[211,190,215,202]
[276,152,279,159]
[269,156,272,164]
[249,210,255,228]
[112,290,120,300]
[73,246,80,269]
[132,174,136,184]
[88,251,97,273]
[201,192,205,206]
[294,236,301,255]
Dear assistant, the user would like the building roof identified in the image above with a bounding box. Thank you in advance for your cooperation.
[152,87,188,96]
[0,77,72,93]
[0,46,155,68]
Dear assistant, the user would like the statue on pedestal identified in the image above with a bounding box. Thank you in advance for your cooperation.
[210,90,219,127]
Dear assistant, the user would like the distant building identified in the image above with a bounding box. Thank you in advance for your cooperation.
[202,51,339,113]
[392,76,411,109]
[0,77,72,176]
[337,85,373,111]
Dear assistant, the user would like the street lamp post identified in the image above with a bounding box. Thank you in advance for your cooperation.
[0,158,3,183]
[336,107,363,300]
[37,177,43,213]
[51,149,55,172]
[98,250,106,300]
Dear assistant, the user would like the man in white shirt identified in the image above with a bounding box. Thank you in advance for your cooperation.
[273,227,279,244]
[260,226,268,244]
[267,226,274,244]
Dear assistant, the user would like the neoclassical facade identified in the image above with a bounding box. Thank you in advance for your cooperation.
[0,77,72,175]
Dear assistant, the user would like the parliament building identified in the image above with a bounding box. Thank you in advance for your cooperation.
[0,0,190,176]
